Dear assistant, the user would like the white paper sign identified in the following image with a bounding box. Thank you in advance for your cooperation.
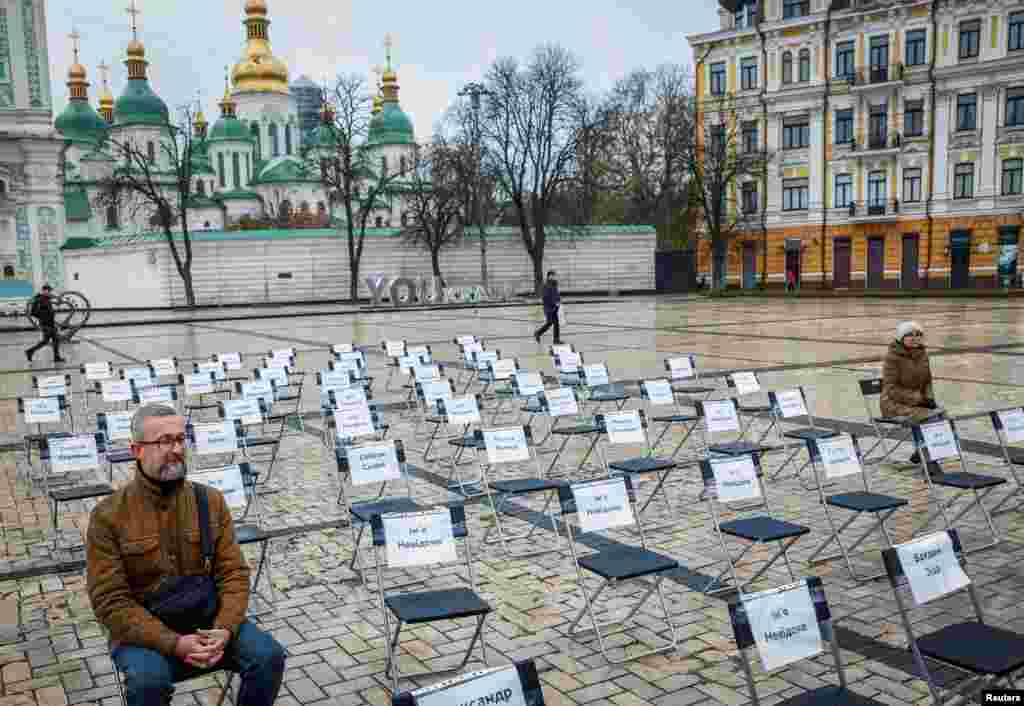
[412,665,527,706]
[334,401,375,439]
[462,342,484,361]
[775,389,808,418]
[263,356,291,371]
[443,396,481,426]
[271,348,294,364]
[150,359,178,377]
[998,408,1024,444]
[319,369,352,389]
[419,380,453,407]
[217,352,242,370]
[710,456,761,503]
[732,371,760,396]
[385,340,406,357]
[257,367,288,388]
[240,380,274,404]
[743,581,824,672]
[102,380,134,402]
[397,354,418,373]
[456,335,478,346]
[183,374,214,396]
[413,364,441,383]
[49,435,100,473]
[643,379,675,406]
[514,372,544,398]
[193,421,238,455]
[704,400,740,434]
[667,356,695,380]
[407,344,430,358]
[123,367,154,386]
[483,427,530,464]
[194,361,225,382]
[574,478,634,533]
[383,509,458,568]
[817,435,861,479]
[604,411,645,445]
[490,359,517,381]
[583,363,610,387]
[473,351,498,371]
[223,399,263,426]
[347,443,402,484]
[25,398,61,424]
[194,465,248,512]
[84,362,112,381]
[36,375,67,397]
[544,388,579,417]
[330,387,368,406]
[895,532,971,606]
[137,386,173,404]
[336,350,366,367]
[103,411,134,441]
[332,343,354,354]
[920,420,959,461]
[556,352,581,373]
[550,343,574,357]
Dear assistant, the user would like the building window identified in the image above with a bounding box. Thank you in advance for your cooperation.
[285,125,293,155]
[375,216,383,227]
[710,62,726,95]
[741,182,758,214]
[400,212,409,227]
[798,49,811,82]
[835,109,854,144]
[269,124,280,157]
[380,155,388,175]
[783,0,808,19]
[957,93,977,131]
[741,57,758,90]
[245,154,250,183]
[868,170,887,209]
[782,117,809,149]
[1007,89,1024,127]
[1003,158,1023,195]
[906,29,927,65]
[232,153,240,189]
[317,201,326,215]
[868,105,888,147]
[709,124,726,155]
[835,173,853,208]
[217,153,226,188]
[954,162,975,199]
[904,100,924,137]
[196,180,205,196]
[251,124,261,160]
[783,178,809,211]
[835,42,855,80]
[105,203,118,230]
[742,121,759,153]
[781,52,793,84]
[1010,12,1024,52]
[399,155,407,173]
[869,35,890,81]
[734,1,757,29]
[147,141,156,164]
[903,167,922,202]
[959,19,981,59]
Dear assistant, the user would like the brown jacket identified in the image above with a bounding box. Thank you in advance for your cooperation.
[880,340,935,421]
[86,474,251,657]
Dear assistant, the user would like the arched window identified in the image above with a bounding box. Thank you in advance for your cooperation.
[380,155,387,175]
[375,215,383,227]
[399,155,406,173]
[245,154,250,184]
[285,125,293,155]
[196,180,205,196]
[269,123,280,157]
[105,203,118,230]
[251,124,261,160]
[217,153,226,188]
[232,153,241,188]
[280,199,292,220]
[147,141,156,163]
[0,181,7,197]
[299,201,310,214]
[782,51,793,84]
[3,265,14,278]
[799,49,811,82]
[317,201,326,214]
[400,212,408,226]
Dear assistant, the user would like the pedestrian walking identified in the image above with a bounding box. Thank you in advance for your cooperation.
[534,270,563,345]
[25,284,64,363]
[785,269,796,293]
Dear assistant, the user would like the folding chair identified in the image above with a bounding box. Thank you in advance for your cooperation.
[466,350,501,396]
[147,357,179,383]
[597,410,678,526]
[511,371,545,434]
[337,438,423,585]
[697,398,773,458]
[883,529,1024,705]
[325,388,390,456]
[858,378,915,464]
[484,358,519,422]
[725,371,774,441]
[641,379,702,462]
[17,395,71,483]
[434,395,486,497]
[665,354,717,400]
[96,410,137,482]
[766,386,836,482]
[131,383,178,409]
[382,339,409,391]
[33,373,73,416]
[266,347,303,379]
[804,433,908,581]
[455,338,485,387]
[42,432,114,547]
[559,476,679,663]
[552,351,583,388]
[911,418,1006,553]
[252,366,302,426]
[120,366,155,392]
[219,397,281,484]
[95,379,135,414]
[391,660,544,706]
[180,370,225,422]
[986,407,1024,516]
[730,576,886,706]
[213,351,247,385]
[370,505,492,692]
[474,425,566,557]
[330,350,373,393]
[580,363,630,413]
[411,378,456,458]
[188,419,243,472]
[406,362,445,411]
[700,453,810,594]
[538,387,602,477]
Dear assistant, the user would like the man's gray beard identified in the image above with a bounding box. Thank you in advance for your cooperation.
[159,462,186,482]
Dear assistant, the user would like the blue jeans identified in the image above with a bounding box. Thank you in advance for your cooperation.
[112,621,285,706]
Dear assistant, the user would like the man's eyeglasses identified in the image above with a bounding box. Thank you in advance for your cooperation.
[135,434,187,450]
[906,331,924,338]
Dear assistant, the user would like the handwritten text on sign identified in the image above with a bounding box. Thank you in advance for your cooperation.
[137,386,173,404]
[443,396,481,425]
[102,380,134,402]
[743,581,824,671]
[334,401,375,439]
[920,420,959,461]
[195,466,247,512]
[104,412,134,441]
[183,374,213,396]
[711,456,761,503]
[583,364,609,387]
[704,400,740,434]
[774,389,807,418]
[574,478,634,533]
[217,352,242,370]
[25,398,61,424]
[732,371,760,396]
[49,435,99,474]
[194,422,238,455]
[604,411,645,445]
[895,532,970,605]
[643,379,675,406]
[223,399,263,426]
[483,428,530,464]
[544,388,578,417]
[998,408,1024,444]
[383,509,457,568]
[412,665,527,706]
[667,356,694,380]
[348,443,402,485]
[816,435,861,479]
[513,372,544,398]
[84,362,112,381]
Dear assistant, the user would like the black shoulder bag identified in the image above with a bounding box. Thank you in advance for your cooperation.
[142,484,220,635]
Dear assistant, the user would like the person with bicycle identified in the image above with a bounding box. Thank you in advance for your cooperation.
[25,284,65,363]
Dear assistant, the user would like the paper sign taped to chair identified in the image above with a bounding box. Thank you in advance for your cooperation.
[332,343,353,354]
[383,509,457,568]
[462,340,484,355]
[348,443,402,484]
[396,354,417,373]
[473,351,498,371]
[223,399,263,426]
[216,352,242,370]
[895,531,970,606]
[711,456,761,503]
[25,398,61,424]
[544,388,579,417]
[331,387,368,407]
[667,356,694,380]
[195,466,247,512]
[732,371,760,396]
[604,411,645,444]
[411,665,527,706]
[420,380,452,406]
[150,359,177,377]
[335,401,375,439]
[271,348,294,363]
[241,380,274,404]
[413,365,441,383]
[257,367,288,387]
[997,408,1024,444]
[643,379,674,406]
[920,420,959,461]
[137,386,173,404]
[444,396,481,425]
[551,343,574,357]
[816,435,861,479]
[704,400,740,434]
[49,435,99,474]
[483,428,530,464]
[385,340,406,357]
[37,375,66,397]
[123,367,154,386]
[574,478,634,532]
[456,335,477,346]
[583,363,609,387]
[490,359,517,380]
[556,352,581,373]
[102,380,134,402]
[337,350,366,366]
[84,362,112,381]
[319,369,352,390]
[196,361,226,382]
[743,581,824,671]
[514,372,544,397]
[775,389,807,418]
[194,421,238,455]
[105,412,134,441]
[183,374,213,396]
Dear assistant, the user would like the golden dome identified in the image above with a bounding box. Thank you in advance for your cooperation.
[244,0,267,15]
[231,0,289,94]
[68,62,87,81]
[126,39,145,59]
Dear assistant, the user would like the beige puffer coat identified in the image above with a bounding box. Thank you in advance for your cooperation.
[880,340,936,422]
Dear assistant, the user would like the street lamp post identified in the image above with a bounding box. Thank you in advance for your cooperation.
[458,82,490,288]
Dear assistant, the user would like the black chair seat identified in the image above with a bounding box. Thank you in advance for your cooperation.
[579,547,678,580]
[49,484,113,503]
[385,588,491,624]
[672,385,716,394]
[917,622,1024,676]
[521,402,544,413]
[235,524,271,545]
[552,424,601,436]
[738,404,772,414]
[709,441,767,456]
[274,395,300,403]
[783,428,837,441]
[933,472,1006,490]
[1009,450,1024,466]
[720,516,810,542]
[609,457,677,474]
[827,491,908,513]
[590,392,629,403]
[186,403,221,411]
[448,434,482,449]
[243,437,280,448]
[775,686,887,706]
[351,497,423,524]
[424,416,444,425]
[489,478,568,495]
[106,447,135,464]
[652,414,699,424]
[873,415,909,426]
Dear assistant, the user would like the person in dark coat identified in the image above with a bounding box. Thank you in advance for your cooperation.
[534,270,563,345]
[881,321,943,472]
[25,284,64,363]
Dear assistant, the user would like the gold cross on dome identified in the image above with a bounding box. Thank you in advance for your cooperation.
[126,0,141,38]
[372,64,383,88]
[98,60,110,83]
[69,28,81,62]
[384,33,393,68]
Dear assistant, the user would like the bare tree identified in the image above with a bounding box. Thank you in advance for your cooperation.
[481,45,584,294]
[93,107,201,306]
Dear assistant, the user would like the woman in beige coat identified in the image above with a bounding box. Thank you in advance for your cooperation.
[880,321,943,470]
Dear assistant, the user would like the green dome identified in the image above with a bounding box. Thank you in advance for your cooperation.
[208,115,251,143]
[367,102,414,146]
[114,78,169,126]
[55,100,109,144]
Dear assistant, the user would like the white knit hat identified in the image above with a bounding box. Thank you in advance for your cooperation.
[896,321,923,340]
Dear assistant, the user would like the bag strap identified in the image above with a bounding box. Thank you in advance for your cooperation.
[192,484,214,575]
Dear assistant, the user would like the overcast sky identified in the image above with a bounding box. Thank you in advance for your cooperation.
[46,0,721,139]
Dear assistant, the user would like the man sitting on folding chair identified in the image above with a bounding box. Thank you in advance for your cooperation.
[85,403,286,706]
